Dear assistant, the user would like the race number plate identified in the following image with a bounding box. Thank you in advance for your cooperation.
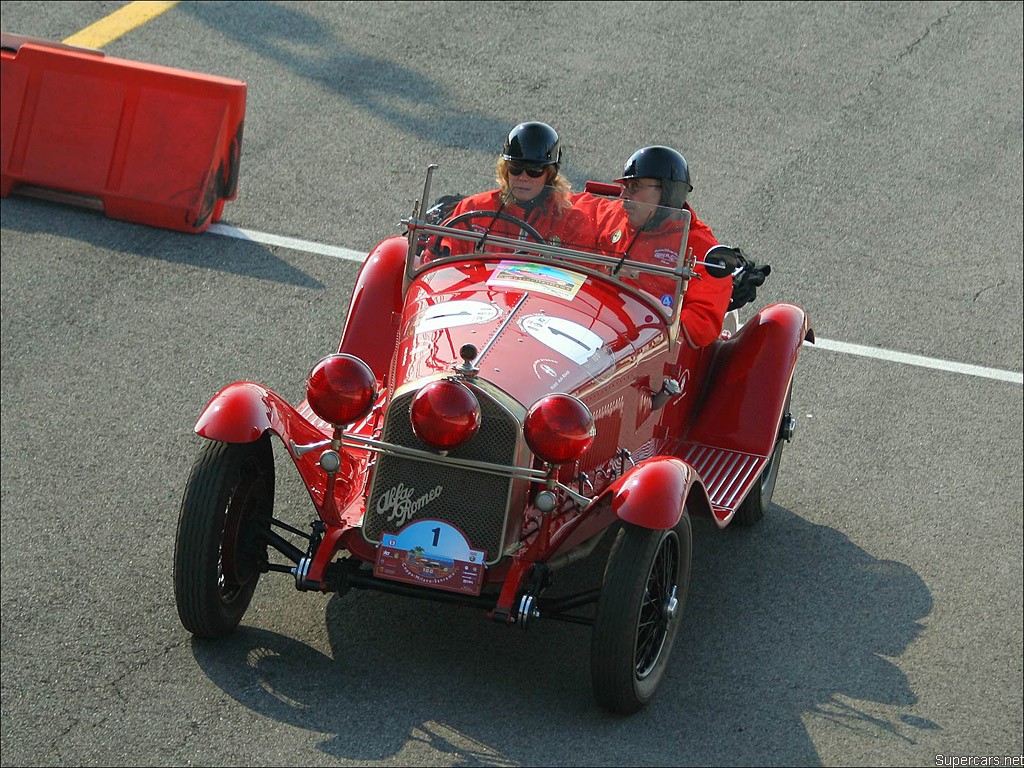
[374,519,485,596]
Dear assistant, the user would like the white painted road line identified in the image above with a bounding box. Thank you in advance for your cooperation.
[810,338,1022,385]
[208,223,366,263]
[207,224,1024,386]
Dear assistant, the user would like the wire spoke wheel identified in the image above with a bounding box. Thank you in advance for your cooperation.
[591,510,692,714]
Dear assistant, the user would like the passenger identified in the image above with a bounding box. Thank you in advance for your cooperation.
[435,121,595,256]
[575,146,733,348]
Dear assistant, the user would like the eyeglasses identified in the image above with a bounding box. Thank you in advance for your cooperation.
[507,164,547,178]
[621,181,662,195]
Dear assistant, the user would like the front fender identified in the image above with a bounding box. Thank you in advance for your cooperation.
[195,381,331,448]
[600,456,712,530]
[193,381,362,526]
[685,302,813,456]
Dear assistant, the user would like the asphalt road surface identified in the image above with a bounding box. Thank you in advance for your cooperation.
[1,2,1021,766]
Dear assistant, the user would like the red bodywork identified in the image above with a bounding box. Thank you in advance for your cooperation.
[193,206,811,616]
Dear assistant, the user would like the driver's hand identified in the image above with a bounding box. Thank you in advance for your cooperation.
[423,243,451,262]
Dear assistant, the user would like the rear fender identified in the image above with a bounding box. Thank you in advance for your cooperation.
[337,236,406,386]
[685,303,813,455]
[600,456,713,530]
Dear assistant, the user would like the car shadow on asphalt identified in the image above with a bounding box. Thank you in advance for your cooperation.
[189,504,936,766]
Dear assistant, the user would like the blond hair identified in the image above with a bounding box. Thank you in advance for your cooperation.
[495,157,573,212]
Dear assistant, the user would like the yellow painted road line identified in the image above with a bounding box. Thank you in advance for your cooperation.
[62,1,180,49]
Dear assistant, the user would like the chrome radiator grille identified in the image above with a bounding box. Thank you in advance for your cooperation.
[362,387,521,564]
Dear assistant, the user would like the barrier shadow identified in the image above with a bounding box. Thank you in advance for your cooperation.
[1,195,326,290]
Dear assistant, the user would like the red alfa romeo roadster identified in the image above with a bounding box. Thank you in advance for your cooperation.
[173,166,813,714]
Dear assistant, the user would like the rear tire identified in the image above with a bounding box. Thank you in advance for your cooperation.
[733,382,793,526]
[590,510,692,714]
[174,435,275,638]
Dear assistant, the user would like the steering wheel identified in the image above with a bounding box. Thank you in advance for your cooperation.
[429,210,546,256]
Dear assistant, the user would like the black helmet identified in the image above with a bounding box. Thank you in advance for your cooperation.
[617,145,693,208]
[502,121,562,166]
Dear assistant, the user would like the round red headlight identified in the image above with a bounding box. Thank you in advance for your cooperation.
[410,380,481,451]
[524,394,596,465]
[306,354,377,426]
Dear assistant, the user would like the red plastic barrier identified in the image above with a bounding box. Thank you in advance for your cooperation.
[1,33,246,233]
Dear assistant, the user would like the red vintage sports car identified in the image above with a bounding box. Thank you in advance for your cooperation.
[174,165,813,714]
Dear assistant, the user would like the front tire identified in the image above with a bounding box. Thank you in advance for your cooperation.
[174,434,275,638]
[590,510,692,714]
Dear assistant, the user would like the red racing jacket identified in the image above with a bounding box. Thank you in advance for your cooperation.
[442,189,597,256]
[572,193,733,348]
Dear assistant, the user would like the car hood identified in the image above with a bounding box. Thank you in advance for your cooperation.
[392,260,669,407]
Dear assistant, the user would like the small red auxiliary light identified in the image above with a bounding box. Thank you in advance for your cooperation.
[524,394,595,465]
[306,354,377,426]
[410,379,481,450]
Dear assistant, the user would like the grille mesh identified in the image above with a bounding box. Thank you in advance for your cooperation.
[362,387,519,563]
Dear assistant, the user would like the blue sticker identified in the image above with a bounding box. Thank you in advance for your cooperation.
[660,294,674,307]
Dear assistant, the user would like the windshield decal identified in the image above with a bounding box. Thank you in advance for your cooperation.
[487,261,586,301]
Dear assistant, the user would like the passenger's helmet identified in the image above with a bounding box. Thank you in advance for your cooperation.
[502,121,562,166]
[617,145,693,208]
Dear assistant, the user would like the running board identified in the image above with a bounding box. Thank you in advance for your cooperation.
[676,442,768,524]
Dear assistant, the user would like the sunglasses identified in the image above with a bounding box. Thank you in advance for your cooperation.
[621,180,662,195]
[507,164,547,178]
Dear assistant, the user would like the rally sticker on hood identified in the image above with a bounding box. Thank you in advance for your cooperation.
[487,261,586,300]
[519,314,606,365]
[414,300,501,334]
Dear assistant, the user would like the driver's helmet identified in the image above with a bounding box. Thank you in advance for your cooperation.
[502,121,562,167]
[616,145,693,208]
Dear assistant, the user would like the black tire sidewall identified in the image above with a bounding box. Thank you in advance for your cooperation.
[173,436,274,638]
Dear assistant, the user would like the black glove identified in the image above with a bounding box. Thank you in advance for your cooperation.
[425,194,466,225]
[728,249,771,312]
[412,195,465,256]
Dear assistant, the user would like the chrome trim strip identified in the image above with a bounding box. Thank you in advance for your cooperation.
[405,218,694,279]
[341,433,592,507]
[475,293,529,365]
[713,452,744,496]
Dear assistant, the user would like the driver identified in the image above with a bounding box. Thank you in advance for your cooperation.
[574,146,733,348]
[434,121,596,257]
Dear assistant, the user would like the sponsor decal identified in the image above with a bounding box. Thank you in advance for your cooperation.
[376,482,443,529]
[533,358,572,388]
[375,519,486,596]
[534,358,560,379]
[660,294,674,307]
[487,261,586,300]
[653,248,679,266]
